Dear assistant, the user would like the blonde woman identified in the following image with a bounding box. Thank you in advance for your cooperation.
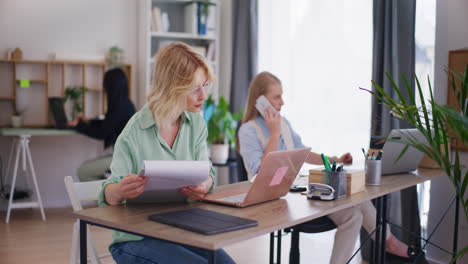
[99,42,235,264]
[238,72,411,263]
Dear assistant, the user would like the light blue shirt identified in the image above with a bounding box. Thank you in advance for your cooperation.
[238,115,307,175]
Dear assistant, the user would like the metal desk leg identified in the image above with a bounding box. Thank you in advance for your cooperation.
[5,135,46,223]
[24,136,46,221]
[453,194,460,264]
[209,250,216,264]
[269,231,282,264]
[270,232,274,264]
[374,196,382,264]
[80,220,87,264]
[380,195,388,264]
[277,230,281,264]
[5,138,16,181]
[5,137,21,223]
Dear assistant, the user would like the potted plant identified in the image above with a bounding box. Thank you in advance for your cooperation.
[11,107,24,128]
[64,86,88,120]
[360,65,468,261]
[204,95,242,164]
[106,46,124,69]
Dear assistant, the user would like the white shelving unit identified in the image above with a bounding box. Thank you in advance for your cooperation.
[138,0,220,105]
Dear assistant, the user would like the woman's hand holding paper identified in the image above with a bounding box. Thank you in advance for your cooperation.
[118,173,148,199]
[180,176,213,201]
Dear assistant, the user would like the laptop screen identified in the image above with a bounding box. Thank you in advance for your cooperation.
[48,97,68,129]
[381,129,426,175]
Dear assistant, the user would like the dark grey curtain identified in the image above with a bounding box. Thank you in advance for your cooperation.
[371,0,415,137]
[362,0,427,262]
[230,0,258,114]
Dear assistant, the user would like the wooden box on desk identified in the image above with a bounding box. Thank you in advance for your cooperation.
[309,169,366,195]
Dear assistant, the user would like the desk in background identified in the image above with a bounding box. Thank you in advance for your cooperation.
[0,128,76,223]
[73,169,443,264]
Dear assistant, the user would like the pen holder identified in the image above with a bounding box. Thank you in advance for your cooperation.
[321,170,347,199]
[365,160,381,185]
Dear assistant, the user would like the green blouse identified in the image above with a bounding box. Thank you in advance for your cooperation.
[97,104,214,247]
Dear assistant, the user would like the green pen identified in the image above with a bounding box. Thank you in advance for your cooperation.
[321,153,331,171]
[325,156,331,171]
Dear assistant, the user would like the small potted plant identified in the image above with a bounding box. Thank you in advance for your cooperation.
[204,95,242,164]
[11,107,24,128]
[64,86,88,120]
[106,46,124,69]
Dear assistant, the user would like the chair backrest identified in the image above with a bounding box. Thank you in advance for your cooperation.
[64,176,106,212]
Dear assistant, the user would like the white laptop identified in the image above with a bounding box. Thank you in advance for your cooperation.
[381,129,426,175]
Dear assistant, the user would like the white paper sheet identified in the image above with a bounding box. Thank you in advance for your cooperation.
[128,160,210,203]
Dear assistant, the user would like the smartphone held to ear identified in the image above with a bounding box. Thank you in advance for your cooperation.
[255,95,277,118]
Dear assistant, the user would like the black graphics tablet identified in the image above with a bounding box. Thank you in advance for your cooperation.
[148,208,258,235]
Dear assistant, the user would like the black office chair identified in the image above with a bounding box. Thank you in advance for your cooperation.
[285,216,337,264]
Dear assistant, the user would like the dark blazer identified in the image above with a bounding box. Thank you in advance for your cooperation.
[75,68,136,148]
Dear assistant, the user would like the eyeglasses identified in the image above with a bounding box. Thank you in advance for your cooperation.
[190,81,213,99]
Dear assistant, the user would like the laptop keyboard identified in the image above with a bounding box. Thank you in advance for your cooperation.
[215,193,247,203]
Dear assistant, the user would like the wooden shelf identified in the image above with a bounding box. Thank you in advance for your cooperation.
[0,59,47,64]
[151,32,216,41]
[0,59,133,127]
[16,79,48,84]
[50,60,105,65]
[0,59,106,66]
[86,87,102,92]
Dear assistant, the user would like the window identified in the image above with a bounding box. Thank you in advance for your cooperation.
[415,0,436,239]
[258,0,373,162]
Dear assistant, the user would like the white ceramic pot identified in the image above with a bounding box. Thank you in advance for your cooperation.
[210,144,229,164]
[11,115,22,128]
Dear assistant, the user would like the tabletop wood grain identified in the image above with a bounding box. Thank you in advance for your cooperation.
[72,168,444,250]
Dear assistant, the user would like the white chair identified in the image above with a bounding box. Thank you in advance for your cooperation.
[64,176,111,264]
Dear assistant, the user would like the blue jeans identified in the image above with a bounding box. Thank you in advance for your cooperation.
[110,238,236,264]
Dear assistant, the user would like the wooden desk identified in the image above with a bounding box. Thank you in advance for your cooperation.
[73,169,444,264]
[0,128,77,223]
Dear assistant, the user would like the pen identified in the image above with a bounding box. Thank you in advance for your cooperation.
[321,153,331,170]
[370,152,375,160]
[361,148,367,159]
[376,150,383,160]
[337,164,343,172]
[332,162,337,171]
[325,156,331,171]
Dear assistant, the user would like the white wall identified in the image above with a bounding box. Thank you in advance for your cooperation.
[427,0,468,263]
[0,0,234,209]
[0,0,138,208]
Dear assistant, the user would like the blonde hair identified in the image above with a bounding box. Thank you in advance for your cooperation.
[242,71,281,124]
[147,42,214,128]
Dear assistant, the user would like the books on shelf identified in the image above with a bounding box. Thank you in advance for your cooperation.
[184,2,198,34]
[191,46,207,57]
[206,4,216,37]
[184,1,217,36]
[151,7,162,32]
[206,42,215,61]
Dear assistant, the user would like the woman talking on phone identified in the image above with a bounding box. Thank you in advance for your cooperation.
[98,42,235,264]
[238,72,412,264]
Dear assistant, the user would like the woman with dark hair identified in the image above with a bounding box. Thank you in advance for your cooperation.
[69,68,136,149]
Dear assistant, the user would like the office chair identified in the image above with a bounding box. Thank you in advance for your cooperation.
[77,155,112,182]
[285,217,337,264]
[64,176,112,264]
[235,150,248,182]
